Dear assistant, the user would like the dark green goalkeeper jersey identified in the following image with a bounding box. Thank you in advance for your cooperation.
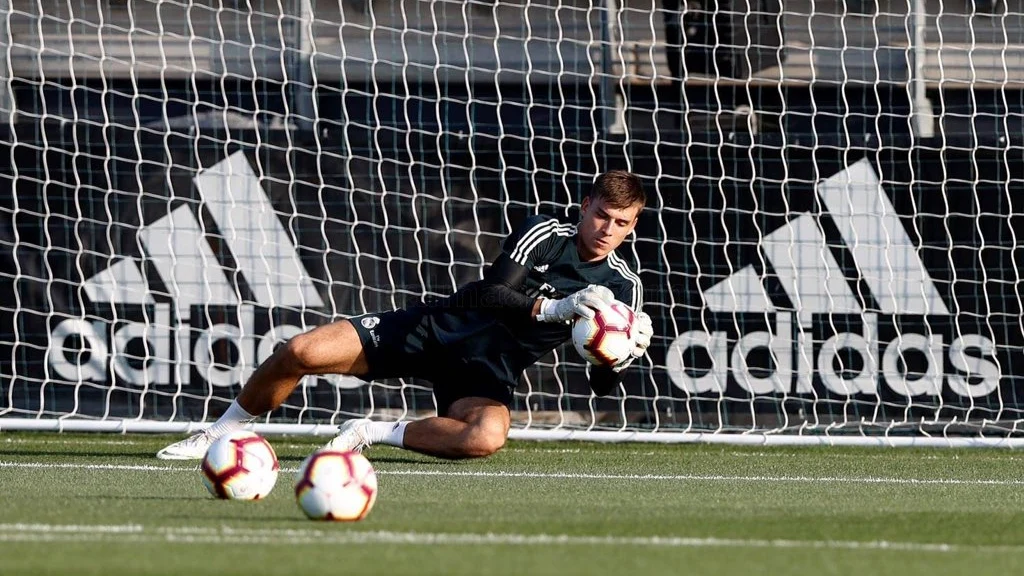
[426,214,643,380]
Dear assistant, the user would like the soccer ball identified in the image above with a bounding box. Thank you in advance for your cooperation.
[572,300,637,367]
[200,431,279,500]
[294,450,378,521]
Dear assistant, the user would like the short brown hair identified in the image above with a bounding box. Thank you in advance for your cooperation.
[590,170,646,210]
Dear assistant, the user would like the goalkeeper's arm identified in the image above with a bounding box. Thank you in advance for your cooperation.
[447,254,537,321]
[450,254,613,323]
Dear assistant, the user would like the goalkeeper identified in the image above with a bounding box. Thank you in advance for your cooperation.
[157,170,653,460]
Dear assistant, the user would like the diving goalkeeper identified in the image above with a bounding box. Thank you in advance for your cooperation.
[157,170,653,460]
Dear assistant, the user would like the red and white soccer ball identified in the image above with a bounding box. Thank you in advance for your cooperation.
[572,300,637,367]
[200,431,280,500]
[294,450,378,521]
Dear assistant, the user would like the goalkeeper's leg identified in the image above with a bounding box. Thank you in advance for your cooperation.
[156,319,370,460]
[324,397,509,459]
[404,397,510,458]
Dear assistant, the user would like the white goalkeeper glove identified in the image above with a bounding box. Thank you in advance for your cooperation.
[612,311,654,373]
[536,284,614,324]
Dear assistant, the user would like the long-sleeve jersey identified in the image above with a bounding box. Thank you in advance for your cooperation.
[421,214,643,393]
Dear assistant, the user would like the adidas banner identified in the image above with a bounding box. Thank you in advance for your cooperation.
[625,141,1024,429]
[1,123,1022,430]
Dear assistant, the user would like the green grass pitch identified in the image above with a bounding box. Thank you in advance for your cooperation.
[2,432,1024,575]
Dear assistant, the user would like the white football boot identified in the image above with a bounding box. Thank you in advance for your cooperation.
[322,418,372,453]
[156,431,216,460]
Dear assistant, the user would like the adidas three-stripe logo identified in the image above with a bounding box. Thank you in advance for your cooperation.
[510,219,576,266]
[670,159,1000,399]
[83,151,323,310]
[703,159,947,321]
[48,151,341,389]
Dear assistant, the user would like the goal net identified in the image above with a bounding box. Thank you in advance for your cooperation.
[1,0,1023,445]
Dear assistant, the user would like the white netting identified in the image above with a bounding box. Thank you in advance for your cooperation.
[1,0,1023,444]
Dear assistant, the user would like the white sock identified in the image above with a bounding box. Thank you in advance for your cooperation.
[363,421,408,448]
[204,401,257,438]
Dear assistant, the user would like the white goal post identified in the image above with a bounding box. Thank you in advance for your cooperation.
[2,0,1024,446]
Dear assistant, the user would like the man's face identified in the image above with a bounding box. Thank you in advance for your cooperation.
[576,196,641,262]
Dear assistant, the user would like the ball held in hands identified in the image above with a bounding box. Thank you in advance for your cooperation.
[572,300,638,367]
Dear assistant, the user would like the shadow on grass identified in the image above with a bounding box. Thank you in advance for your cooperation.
[76,495,209,501]
[276,454,461,466]
[164,514,309,523]
[366,455,464,465]
[4,449,470,467]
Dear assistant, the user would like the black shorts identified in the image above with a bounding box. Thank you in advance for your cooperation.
[348,306,515,416]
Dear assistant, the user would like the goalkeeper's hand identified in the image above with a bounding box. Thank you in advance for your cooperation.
[612,311,653,373]
[536,284,614,324]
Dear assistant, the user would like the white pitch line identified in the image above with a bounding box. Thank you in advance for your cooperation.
[504,448,584,454]
[0,438,338,452]
[0,523,1020,554]
[2,438,154,447]
[378,469,1024,486]
[0,523,144,533]
[0,461,188,472]
[1,460,1023,486]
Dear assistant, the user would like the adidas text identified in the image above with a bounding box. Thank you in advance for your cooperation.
[667,312,999,398]
[47,304,357,389]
